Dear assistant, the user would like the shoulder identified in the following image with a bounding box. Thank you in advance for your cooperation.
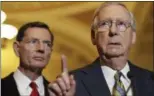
[1,73,16,93]
[69,64,91,77]
[128,61,154,79]
[2,72,14,83]
[2,72,16,90]
[69,58,101,80]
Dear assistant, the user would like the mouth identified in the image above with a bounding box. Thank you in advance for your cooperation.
[33,57,44,61]
[108,42,121,46]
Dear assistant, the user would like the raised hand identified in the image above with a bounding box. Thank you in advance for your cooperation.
[48,55,76,96]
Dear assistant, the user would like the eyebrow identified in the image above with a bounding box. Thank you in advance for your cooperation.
[43,40,52,43]
[99,17,130,21]
[26,37,51,42]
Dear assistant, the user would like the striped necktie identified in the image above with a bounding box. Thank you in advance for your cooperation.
[112,71,126,96]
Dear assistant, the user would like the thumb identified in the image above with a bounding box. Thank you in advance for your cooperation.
[70,75,76,92]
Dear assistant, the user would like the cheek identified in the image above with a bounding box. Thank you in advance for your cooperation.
[97,33,108,47]
[19,50,31,64]
[44,53,51,64]
[20,47,33,60]
[45,51,52,59]
[122,32,133,48]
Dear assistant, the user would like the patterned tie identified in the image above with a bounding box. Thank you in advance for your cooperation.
[112,71,126,96]
[30,82,39,96]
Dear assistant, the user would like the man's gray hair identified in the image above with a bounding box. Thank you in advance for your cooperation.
[91,2,136,36]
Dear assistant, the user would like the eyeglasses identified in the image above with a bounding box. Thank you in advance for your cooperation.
[21,38,53,51]
[94,20,131,32]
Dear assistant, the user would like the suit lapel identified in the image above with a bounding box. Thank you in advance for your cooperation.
[129,62,149,96]
[3,73,50,96]
[4,73,20,96]
[43,77,50,96]
[81,59,111,96]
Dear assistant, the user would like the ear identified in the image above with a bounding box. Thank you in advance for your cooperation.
[92,38,96,45]
[91,29,96,45]
[13,41,20,57]
[132,31,136,44]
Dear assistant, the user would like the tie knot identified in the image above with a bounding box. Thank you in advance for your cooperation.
[114,71,122,81]
[30,82,39,96]
[30,82,37,89]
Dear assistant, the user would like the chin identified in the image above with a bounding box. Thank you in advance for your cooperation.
[32,63,46,68]
[105,47,124,55]
[105,51,124,58]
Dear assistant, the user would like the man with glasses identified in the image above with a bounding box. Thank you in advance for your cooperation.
[48,2,154,96]
[2,21,54,96]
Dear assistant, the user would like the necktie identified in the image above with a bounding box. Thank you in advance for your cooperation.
[30,82,39,96]
[112,71,126,96]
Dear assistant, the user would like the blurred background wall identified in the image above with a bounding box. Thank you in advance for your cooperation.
[1,2,153,81]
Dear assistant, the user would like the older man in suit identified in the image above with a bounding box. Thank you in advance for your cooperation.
[48,2,154,96]
[2,21,54,96]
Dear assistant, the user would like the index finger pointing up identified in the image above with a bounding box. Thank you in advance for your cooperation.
[61,54,68,72]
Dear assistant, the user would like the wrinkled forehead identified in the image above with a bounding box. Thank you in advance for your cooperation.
[24,27,52,41]
[94,4,131,22]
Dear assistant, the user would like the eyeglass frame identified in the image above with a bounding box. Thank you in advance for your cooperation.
[93,19,132,32]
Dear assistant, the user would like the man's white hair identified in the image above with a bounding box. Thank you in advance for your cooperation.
[91,2,136,37]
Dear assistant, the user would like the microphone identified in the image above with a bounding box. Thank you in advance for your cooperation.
[127,71,134,79]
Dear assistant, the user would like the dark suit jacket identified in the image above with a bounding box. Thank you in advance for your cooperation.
[71,58,154,96]
[1,72,49,96]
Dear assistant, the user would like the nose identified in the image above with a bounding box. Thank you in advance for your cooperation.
[109,22,118,36]
[37,42,45,53]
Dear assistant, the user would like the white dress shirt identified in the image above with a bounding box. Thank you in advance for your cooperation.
[13,69,45,96]
[101,63,133,95]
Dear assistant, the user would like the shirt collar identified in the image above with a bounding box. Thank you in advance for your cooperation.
[13,69,44,92]
[120,62,130,82]
[101,62,130,81]
[13,69,31,89]
[34,75,44,94]
[101,64,116,82]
